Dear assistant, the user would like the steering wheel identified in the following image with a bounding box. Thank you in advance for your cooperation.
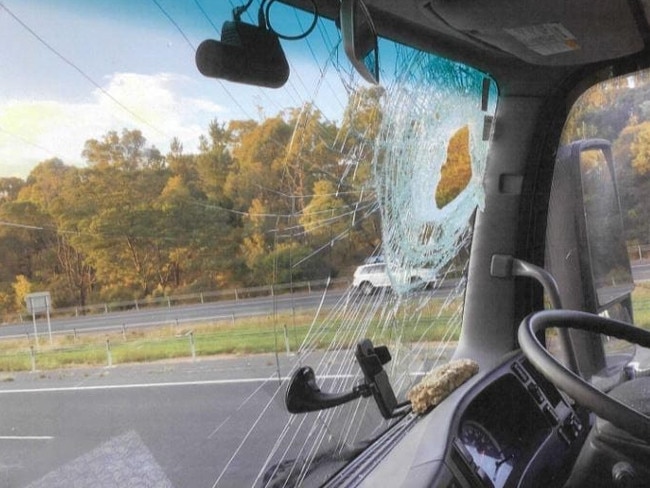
[519,309,650,441]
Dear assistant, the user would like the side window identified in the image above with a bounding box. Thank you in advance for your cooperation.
[550,74,650,328]
[548,72,650,376]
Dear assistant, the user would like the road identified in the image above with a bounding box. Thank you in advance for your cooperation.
[0,345,457,488]
[4,261,646,339]
[0,355,298,487]
[0,263,647,487]
[0,290,349,339]
[634,260,650,282]
[2,261,648,340]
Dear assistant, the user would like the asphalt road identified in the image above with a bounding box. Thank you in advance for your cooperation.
[0,344,457,488]
[0,355,302,488]
[0,290,349,339]
[633,260,650,282]
[4,261,648,340]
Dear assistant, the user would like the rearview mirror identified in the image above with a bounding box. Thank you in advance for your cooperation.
[340,0,379,84]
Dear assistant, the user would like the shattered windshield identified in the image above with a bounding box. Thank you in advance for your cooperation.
[0,2,495,487]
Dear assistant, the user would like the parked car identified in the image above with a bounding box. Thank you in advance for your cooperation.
[353,263,437,294]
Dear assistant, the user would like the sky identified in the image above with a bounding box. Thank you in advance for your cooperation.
[0,0,351,179]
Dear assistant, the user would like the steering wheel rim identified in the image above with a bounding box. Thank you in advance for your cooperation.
[519,309,650,441]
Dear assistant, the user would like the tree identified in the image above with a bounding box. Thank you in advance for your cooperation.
[0,177,25,203]
[196,120,233,201]
[225,116,291,211]
[82,129,164,171]
[614,122,650,244]
[75,130,172,296]
[0,200,56,283]
[12,275,31,313]
[630,121,650,175]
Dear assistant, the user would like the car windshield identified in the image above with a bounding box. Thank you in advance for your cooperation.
[0,2,496,486]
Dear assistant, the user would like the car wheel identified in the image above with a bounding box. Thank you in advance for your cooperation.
[359,282,374,295]
[409,276,425,291]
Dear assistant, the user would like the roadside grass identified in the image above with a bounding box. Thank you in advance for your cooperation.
[0,297,458,372]
[633,282,650,328]
[3,286,646,373]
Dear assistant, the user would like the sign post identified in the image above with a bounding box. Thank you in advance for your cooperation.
[25,292,52,346]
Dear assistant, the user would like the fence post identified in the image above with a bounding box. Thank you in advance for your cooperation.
[106,338,112,367]
[122,324,127,341]
[200,292,204,304]
[189,332,196,361]
[283,324,291,356]
[30,346,36,373]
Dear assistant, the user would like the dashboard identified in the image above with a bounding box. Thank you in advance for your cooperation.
[449,356,588,487]
[331,352,591,488]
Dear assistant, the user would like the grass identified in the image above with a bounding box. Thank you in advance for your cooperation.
[2,288,647,373]
[633,282,650,328]
[0,297,458,372]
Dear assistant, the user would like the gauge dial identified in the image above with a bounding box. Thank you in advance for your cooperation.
[459,420,513,488]
[460,420,501,462]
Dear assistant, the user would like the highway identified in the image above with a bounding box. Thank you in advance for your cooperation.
[0,346,457,488]
[0,355,300,487]
[0,289,349,339]
[3,261,648,340]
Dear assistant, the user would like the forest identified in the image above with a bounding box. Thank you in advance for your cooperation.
[1,73,650,321]
[0,88,389,319]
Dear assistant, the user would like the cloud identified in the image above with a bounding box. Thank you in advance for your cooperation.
[0,72,226,179]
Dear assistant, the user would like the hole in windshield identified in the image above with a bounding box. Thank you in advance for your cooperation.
[436,125,472,208]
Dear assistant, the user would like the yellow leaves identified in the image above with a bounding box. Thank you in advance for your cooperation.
[12,275,31,311]
[631,122,650,176]
[160,175,191,203]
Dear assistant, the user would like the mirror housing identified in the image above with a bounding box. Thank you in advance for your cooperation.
[340,0,379,84]
[555,139,635,313]
[196,20,289,88]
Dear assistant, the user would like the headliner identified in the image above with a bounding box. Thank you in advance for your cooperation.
[279,0,650,97]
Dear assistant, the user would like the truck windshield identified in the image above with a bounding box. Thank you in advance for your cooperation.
[0,4,496,487]
[216,27,497,488]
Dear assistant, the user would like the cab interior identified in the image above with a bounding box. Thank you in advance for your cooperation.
[267,1,650,486]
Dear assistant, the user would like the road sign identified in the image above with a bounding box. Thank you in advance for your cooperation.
[25,292,53,345]
[25,292,51,315]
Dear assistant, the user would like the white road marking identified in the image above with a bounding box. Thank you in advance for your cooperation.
[0,374,356,395]
[0,436,53,440]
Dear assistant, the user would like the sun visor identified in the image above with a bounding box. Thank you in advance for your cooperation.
[420,0,643,65]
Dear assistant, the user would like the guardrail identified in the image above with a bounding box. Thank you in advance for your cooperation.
[629,244,650,261]
[8,277,350,325]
